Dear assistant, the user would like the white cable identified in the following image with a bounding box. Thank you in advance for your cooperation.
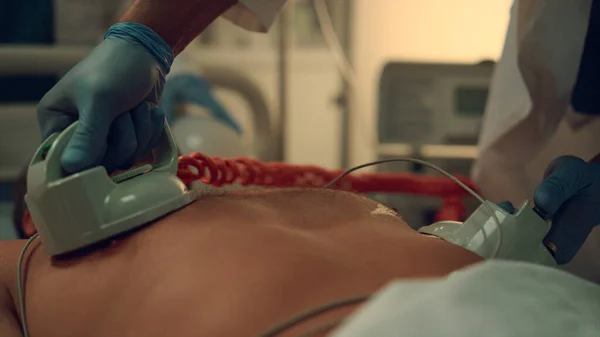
[17,233,39,337]
[313,0,376,148]
[311,5,502,252]
[313,0,357,86]
[324,158,503,259]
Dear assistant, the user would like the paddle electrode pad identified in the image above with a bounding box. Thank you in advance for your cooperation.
[25,121,197,256]
[419,201,557,267]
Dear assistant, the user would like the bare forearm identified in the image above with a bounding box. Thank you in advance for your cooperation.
[119,0,238,55]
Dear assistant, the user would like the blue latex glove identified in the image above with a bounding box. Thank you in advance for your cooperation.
[496,201,517,214]
[160,74,242,134]
[531,156,600,264]
[36,22,174,173]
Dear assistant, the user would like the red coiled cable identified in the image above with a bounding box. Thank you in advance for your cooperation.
[21,153,478,237]
[179,152,476,195]
[178,152,477,221]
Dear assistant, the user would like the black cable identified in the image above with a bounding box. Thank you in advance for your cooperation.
[324,158,432,189]
[256,295,370,337]
[295,320,344,337]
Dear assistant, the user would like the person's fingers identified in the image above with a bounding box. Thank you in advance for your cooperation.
[61,104,114,173]
[542,155,586,179]
[102,113,138,172]
[36,105,75,141]
[496,201,516,214]
[533,156,589,217]
[126,102,153,166]
[142,106,166,159]
[36,84,75,140]
[544,198,599,264]
[159,82,179,125]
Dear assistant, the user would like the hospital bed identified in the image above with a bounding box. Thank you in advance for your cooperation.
[0,45,276,239]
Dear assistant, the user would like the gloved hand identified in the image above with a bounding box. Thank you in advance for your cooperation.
[36,22,174,173]
[532,155,600,264]
[160,74,242,134]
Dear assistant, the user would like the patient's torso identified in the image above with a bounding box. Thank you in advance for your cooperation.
[3,189,483,337]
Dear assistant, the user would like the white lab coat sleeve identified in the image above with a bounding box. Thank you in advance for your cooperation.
[222,0,288,32]
[329,261,600,337]
[471,0,600,284]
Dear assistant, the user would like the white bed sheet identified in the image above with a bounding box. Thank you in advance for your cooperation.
[331,261,600,337]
